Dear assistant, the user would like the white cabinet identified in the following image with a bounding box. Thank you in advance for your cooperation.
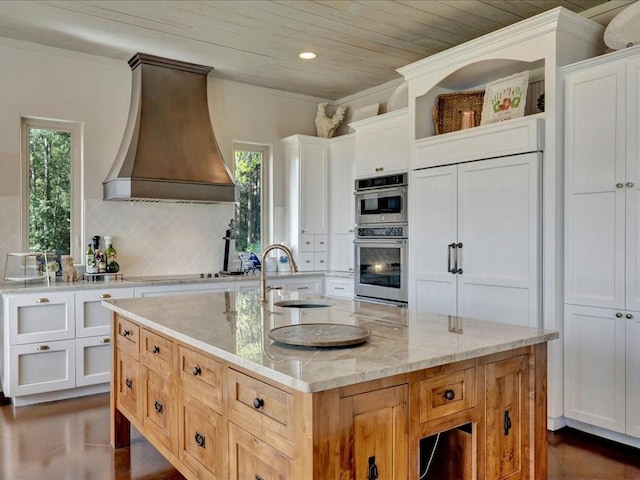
[325,276,354,299]
[564,305,626,433]
[7,292,74,345]
[75,335,111,387]
[409,153,541,327]
[76,288,135,337]
[278,276,323,295]
[563,47,640,440]
[351,109,409,178]
[283,135,330,270]
[329,134,356,272]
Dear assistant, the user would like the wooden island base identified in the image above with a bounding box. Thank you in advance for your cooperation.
[110,313,548,479]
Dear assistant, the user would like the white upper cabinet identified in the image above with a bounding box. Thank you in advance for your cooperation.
[329,134,356,235]
[563,49,640,312]
[351,108,409,178]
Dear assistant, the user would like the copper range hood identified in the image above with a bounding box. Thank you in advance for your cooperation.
[103,53,236,203]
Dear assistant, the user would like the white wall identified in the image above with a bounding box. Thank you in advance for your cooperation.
[0,38,326,277]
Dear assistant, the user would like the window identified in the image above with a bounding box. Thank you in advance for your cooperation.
[21,117,81,260]
[234,144,267,254]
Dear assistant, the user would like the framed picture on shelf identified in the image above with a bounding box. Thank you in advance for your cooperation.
[480,71,529,125]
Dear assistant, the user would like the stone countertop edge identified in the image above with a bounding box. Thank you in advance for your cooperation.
[103,293,559,394]
[0,270,350,294]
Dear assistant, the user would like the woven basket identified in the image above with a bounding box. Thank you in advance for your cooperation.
[433,90,485,135]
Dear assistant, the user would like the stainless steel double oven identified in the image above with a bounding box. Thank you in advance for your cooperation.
[354,173,408,306]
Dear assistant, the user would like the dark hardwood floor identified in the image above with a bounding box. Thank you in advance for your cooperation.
[1,392,638,479]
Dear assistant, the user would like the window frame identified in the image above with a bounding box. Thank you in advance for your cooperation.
[233,142,270,254]
[21,116,83,262]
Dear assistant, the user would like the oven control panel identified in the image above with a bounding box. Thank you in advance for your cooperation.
[356,224,407,239]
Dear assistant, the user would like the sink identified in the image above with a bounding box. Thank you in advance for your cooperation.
[273,300,331,309]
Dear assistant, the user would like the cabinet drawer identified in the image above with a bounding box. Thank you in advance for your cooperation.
[75,335,112,387]
[229,423,292,480]
[116,348,142,422]
[141,328,175,376]
[298,252,315,271]
[325,278,354,298]
[299,234,315,252]
[144,367,178,453]
[419,368,476,423]
[228,369,294,446]
[115,316,140,358]
[75,288,134,338]
[7,292,74,345]
[314,252,327,270]
[178,345,224,413]
[179,392,226,480]
[8,339,75,397]
[314,234,328,251]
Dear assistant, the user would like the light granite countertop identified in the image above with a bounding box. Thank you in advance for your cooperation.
[0,271,347,294]
[103,289,558,393]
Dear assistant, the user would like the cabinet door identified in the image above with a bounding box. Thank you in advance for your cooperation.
[115,348,142,422]
[7,292,74,345]
[228,423,292,480]
[456,154,540,327]
[339,384,408,480]
[329,233,354,272]
[626,311,640,438]
[329,134,356,234]
[484,355,529,480]
[381,113,409,174]
[75,288,134,338]
[355,127,384,178]
[564,305,626,433]
[76,335,111,387]
[299,140,329,235]
[410,165,458,315]
[626,58,640,313]
[179,392,226,480]
[8,339,75,397]
[564,62,626,309]
[143,366,178,453]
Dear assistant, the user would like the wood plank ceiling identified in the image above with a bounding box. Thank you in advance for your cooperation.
[0,1,626,99]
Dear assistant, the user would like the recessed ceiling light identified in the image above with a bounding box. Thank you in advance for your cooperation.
[298,52,317,60]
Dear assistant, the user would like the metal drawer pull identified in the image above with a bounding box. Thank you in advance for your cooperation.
[152,345,160,354]
[616,312,623,318]
[154,400,163,414]
[443,389,455,401]
[627,182,634,188]
[36,298,49,304]
[447,243,456,274]
[617,183,624,188]
[297,286,309,290]
[192,366,201,376]
[335,287,345,290]
[253,397,264,409]
[100,338,110,344]
[125,378,133,389]
[122,329,131,337]
[368,456,379,480]
[99,293,112,299]
[627,313,634,319]
[504,410,512,436]
[194,431,205,448]
[36,345,50,351]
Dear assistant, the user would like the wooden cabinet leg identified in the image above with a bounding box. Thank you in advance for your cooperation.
[112,407,131,448]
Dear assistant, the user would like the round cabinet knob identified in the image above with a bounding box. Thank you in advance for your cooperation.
[125,378,133,389]
[253,397,264,409]
[627,182,634,188]
[152,345,160,354]
[122,329,131,337]
[617,183,624,188]
[154,401,163,414]
[627,313,634,319]
[616,312,623,318]
[192,366,202,376]
[444,389,455,401]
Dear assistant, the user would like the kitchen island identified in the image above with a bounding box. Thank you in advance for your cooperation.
[104,289,558,479]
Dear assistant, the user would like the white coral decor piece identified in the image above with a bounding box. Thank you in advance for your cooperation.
[315,102,347,138]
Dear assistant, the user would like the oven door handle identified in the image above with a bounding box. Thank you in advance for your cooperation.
[354,185,407,197]
[354,238,407,245]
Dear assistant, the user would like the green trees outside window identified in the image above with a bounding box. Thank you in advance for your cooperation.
[27,128,72,254]
[234,149,262,253]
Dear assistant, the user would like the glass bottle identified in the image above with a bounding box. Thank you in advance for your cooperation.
[86,244,95,274]
[104,236,119,273]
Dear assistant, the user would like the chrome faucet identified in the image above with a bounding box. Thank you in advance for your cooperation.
[260,244,298,303]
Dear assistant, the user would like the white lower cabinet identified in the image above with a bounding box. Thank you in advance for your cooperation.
[9,339,76,397]
[564,304,639,438]
[7,292,75,345]
[75,288,135,337]
[325,276,354,299]
[279,277,323,294]
[75,335,112,387]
